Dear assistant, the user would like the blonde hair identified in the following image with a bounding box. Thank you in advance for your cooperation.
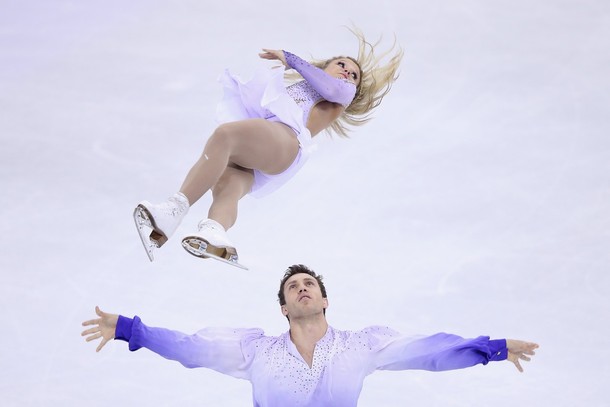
[287,27,403,137]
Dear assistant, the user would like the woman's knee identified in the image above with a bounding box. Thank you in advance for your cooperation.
[206,124,237,152]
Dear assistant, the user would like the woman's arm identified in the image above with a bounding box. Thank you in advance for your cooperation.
[259,49,356,106]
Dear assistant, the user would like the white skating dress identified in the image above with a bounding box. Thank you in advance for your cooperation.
[215,51,356,197]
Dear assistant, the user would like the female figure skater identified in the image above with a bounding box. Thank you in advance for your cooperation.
[134,29,403,264]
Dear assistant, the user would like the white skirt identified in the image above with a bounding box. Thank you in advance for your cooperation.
[216,66,315,198]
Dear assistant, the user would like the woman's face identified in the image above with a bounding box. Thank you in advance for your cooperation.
[324,58,361,86]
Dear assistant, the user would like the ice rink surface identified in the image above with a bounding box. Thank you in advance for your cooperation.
[1,0,609,405]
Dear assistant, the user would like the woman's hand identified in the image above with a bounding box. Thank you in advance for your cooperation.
[259,49,287,67]
[81,306,119,352]
[506,339,539,372]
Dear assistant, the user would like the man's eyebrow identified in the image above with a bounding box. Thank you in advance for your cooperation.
[286,276,317,285]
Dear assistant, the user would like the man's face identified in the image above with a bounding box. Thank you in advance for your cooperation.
[281,273,328,320]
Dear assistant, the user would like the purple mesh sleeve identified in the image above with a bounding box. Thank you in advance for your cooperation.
[283,50,356,107]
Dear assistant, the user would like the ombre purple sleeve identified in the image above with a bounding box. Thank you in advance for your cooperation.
[114,315,263,379]
[283,51,356,106]
[369,330,508,372]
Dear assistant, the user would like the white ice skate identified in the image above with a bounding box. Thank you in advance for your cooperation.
[133,192,189,261]
[181,219,248,269]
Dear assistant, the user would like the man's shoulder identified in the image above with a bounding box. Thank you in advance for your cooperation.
[331,325,399,335]
[245,329,289,345]
[327,325,402,353]
[330,325,401,342]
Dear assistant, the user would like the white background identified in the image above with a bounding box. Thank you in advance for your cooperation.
[1,0,609,405]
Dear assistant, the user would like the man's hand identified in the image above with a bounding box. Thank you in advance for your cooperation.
[81,306,119,352]
[506,339,539,372]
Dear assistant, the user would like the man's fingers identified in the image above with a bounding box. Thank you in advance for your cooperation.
[507,341,538,372]
[96,338,109,352]
[82,318,99,327]
[514,359,523,373]
[81,327,99,336]
[86,332,102,342]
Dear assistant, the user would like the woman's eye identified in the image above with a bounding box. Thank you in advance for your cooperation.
[338,61,345,67]
[351,73,357,80]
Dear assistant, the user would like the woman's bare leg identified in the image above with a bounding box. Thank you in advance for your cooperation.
[208,166,254,230]
[179,119,299,205]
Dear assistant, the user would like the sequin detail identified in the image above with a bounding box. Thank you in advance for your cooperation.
[244,325,399,406]
[286,80,323,126]
[283,50,357,118]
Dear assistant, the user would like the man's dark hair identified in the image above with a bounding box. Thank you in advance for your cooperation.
[278,264,328,311]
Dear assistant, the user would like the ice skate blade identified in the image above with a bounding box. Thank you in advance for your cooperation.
[136,204,169,247]
[133,205,161,262]
[181,237,248,270]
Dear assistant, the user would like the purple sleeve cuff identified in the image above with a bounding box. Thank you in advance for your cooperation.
[488,339,508,361]
[114,315,144,351]
[114,315,134,342]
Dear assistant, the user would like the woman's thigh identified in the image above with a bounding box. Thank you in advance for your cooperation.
[214,119,300,175]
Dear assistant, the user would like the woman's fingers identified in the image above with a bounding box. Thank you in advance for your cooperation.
[259,49,281,60]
